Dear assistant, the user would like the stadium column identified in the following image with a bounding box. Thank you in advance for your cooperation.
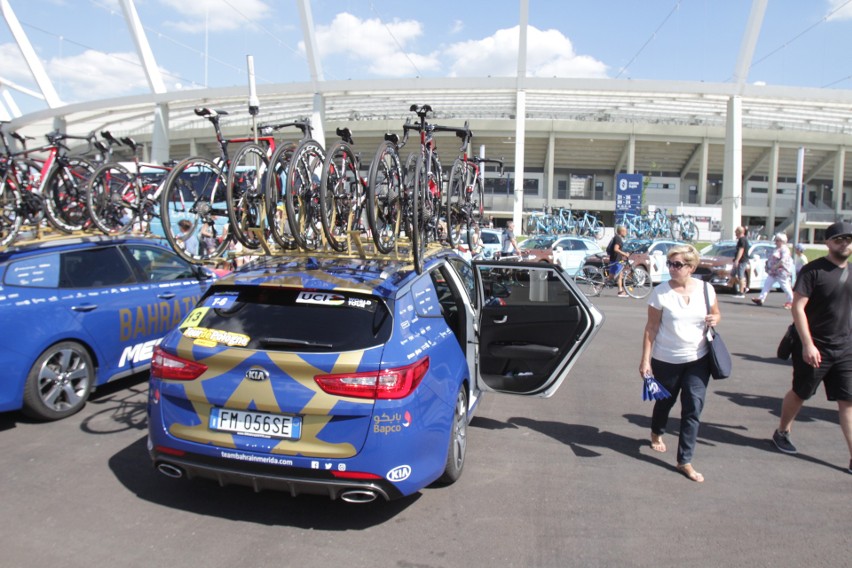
[721,96,743,240]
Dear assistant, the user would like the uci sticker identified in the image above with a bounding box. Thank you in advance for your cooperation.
[296,291,346,306]
[183,326,250,347]
[179,307,208,330]
[386,465,411,483]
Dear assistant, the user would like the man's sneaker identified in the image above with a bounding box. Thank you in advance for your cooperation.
[752,298,764,306]
[772,430,797,454]
[617,292,628,298]
[784,302,793,310]
[733,294,745,299]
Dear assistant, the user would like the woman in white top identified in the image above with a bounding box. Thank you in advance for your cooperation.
[639,244,721,483]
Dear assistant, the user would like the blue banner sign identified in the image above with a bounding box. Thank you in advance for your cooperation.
[615,173,644,224]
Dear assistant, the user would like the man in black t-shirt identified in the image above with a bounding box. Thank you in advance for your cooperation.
[606,225,629,297]
[772,221,852,474]
[730,226,750,297]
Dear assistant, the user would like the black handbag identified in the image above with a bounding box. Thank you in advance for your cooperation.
[777,324,798,360]
[703,282,732,379]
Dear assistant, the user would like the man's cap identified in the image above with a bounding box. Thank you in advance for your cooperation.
[794,243,806,252]
[825,221,852,240]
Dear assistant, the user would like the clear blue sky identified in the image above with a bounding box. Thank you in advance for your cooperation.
[1,0,851,116]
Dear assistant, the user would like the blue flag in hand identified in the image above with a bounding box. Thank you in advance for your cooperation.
[643,376,671,401]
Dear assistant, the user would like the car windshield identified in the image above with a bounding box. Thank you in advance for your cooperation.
[622,240,651,253]
[702,243,736,258]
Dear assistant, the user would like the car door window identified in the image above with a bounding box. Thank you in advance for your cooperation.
[4,253,60,287]
[124,244,198,282]
[59,247,135,288]
[447,256,476,308]
[475,263,602,396]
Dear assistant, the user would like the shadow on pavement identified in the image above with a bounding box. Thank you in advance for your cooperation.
[109,436,419,527]
[504,416,671,472]
[714,390,839,424]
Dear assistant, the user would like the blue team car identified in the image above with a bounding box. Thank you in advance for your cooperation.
[0,235,215,420]
[148,248,603,502]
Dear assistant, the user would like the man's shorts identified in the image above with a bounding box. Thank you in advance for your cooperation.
[608,261,624,276]
[791,341,852,401]
[735,260,748,279]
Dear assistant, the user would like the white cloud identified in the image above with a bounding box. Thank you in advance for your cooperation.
[450,20,464,35]
[0,43,33,84]
[159,0,273,33]
[827,0,852,21]
[47,50,178,100]
[444,25,608,78]
[306,12,440,77]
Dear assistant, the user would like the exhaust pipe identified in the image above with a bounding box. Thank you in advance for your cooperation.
[157,463,185,479]
[340,489,378,503]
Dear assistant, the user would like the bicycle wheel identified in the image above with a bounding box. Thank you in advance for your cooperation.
[575,265,604,297]
[679,220,699,242]
[410,153,425,273]
[319,141,359,253]
[159,156,230,263]
[266,142,297,250]
[284,139,325,250]
[43,158,95,233]
[226,143,269,249]
[86,163,139,235]
[366,141,402,254]
[445,158,468,248]
[0,176,23,246]
[624,264,652,299]
[591,219,605,240]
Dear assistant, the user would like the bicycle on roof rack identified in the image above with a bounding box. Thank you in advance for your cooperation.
[318,127,370,253]
[444,122,503,250]
[86,132,173,236]
[0,124,98,247]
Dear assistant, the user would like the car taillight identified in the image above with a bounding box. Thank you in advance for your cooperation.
[151,346,208,381]
[314,357,429,400]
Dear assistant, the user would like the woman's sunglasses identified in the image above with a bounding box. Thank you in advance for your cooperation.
[666,260,689,269]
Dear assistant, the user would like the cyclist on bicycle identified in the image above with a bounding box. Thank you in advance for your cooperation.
[606,225,630,297]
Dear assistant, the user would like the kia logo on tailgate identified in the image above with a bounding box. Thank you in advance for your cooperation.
[245,367,269,382]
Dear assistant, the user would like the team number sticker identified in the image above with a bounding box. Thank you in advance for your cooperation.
[179,307,209,330]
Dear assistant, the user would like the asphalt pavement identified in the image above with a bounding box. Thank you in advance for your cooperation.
[0,286,848,568]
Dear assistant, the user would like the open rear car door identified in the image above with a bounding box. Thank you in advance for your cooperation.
[473,260,604,397]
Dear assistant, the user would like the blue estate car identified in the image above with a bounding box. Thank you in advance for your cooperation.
[148,248,603,502]
[0,235,215,420]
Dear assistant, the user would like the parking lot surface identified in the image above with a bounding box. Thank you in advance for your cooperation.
[0,288,848,568]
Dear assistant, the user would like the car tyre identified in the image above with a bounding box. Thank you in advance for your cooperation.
[22,341,94,421]
[436,384,467,485]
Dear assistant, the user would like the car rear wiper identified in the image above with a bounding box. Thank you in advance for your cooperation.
[258,337,334,349]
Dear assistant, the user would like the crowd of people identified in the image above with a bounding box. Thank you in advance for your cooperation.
[633,221,852,482]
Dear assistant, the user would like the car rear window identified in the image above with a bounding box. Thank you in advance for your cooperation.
[185,287,393,352]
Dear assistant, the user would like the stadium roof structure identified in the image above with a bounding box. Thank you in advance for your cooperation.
[2,0,852,235]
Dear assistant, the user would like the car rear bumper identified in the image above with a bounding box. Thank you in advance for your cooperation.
[149,447,404,502]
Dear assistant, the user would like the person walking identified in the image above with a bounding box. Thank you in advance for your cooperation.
[771,221,852,475]
[731,226,750,298]
[751,233,794,309]
[606,225,630,297]
[792,243,807,283]
[501,220,520,258]
[639,244,721,482]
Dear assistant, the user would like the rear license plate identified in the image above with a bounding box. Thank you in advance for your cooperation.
[209,408,302,440]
